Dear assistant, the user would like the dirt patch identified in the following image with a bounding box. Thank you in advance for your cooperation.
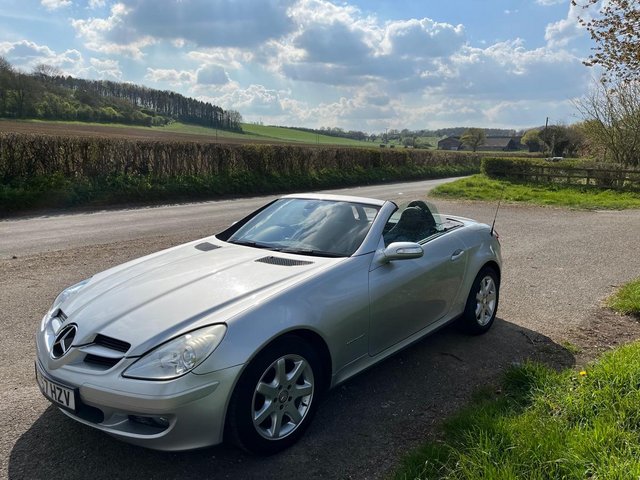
[569,307,640,364]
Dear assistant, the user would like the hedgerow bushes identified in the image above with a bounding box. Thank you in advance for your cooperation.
[0,133,481,213]
[481,157,640,190]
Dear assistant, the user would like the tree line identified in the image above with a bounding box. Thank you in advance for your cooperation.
[0,58,242,131]
[278,124,520,144]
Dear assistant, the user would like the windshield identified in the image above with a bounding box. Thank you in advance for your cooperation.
[226,198,380,257]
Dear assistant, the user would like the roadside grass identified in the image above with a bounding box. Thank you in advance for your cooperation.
[607,278,640,317]
[431,174,640,209]
[395,341,640,480]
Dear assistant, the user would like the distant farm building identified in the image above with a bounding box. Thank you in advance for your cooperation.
[437,135,524,152]
[437,136,463,150]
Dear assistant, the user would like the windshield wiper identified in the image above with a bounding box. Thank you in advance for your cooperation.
[228,240,275,250]
[278,247,345,258]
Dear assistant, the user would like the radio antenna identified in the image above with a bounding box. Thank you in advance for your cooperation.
[490,188,505,236]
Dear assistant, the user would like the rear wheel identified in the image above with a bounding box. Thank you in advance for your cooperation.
[459,267,499,335]
[226,335,322,454]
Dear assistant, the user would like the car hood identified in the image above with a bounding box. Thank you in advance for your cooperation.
[61,238,336,356]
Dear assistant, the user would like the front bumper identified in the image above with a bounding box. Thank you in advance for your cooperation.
[35,357,243,451]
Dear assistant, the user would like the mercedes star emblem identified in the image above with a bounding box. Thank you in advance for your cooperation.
[51,324,77,359]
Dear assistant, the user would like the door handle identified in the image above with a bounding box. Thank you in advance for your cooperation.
[451,249,465,261]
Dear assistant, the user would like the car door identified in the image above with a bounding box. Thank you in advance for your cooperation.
[368,231,467,356]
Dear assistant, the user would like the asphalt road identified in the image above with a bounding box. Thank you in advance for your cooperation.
[0,178,457,259]
[2,178,640,480]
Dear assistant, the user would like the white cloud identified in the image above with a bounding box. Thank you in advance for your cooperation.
[187,48,253,70]
[88,57,122,79]
[75,58,122,80]
[536,0,566,5]
[382,18,465,58]
[145,68,196,85]
[545,2,584,47]
[204,84,285,115]
[72,0,296,54]
[71,4,155,58]
[196,65,230,85]
[41,0,72,10]
[273,4,468,89]
[437,40,587,100]
[294,21,371,64]
[26,0,595,130]
[0,40,83,72]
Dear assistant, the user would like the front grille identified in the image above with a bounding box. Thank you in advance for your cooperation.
[93,334,130,353]
[84,354,121,368]
[81,334,130,370]
[256,256,313,267]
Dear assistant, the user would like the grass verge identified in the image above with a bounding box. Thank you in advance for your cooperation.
[607,278,640,317]
[396,341,640,479]
[431,174,640,209]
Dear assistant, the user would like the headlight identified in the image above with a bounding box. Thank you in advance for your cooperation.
[123,325,227,380]
[41,278,91,332]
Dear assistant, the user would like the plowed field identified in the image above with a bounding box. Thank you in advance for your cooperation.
[0,120,280,144]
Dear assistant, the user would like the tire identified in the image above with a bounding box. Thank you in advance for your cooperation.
[226,335,323,454]
[459,267,499,335]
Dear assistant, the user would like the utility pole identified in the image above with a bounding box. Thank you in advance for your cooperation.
[543,116,549,157]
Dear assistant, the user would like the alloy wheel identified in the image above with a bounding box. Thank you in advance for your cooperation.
[251,354,314,440]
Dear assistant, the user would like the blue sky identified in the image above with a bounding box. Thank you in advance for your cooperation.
[0,0,599,132]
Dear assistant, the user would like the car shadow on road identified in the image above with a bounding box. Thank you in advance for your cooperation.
[10,318,574,480]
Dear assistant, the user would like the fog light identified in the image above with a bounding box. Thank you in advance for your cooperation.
[156,416,170,428]
[129,415,171,429]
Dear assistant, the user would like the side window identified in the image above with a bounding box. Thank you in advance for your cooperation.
[383,201,439,246]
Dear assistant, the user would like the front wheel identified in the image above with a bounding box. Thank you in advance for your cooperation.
[459,267,499,335]
[226,335,322,454]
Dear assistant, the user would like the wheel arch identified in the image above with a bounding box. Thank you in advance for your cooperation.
[222,327,333,451]
[279,328,333,394]
[224,327,333,424]
[481,260,501,285]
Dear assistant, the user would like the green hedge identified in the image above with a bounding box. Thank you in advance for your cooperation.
[481,157,581,178]
[481,157,640,190]
[0,133,482,214]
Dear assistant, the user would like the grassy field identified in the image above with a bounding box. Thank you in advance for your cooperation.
[0,119,267,144]
[396,277,640,480]
[607,278,640,316]
[396,343,640,479]
[240,123,374,146]
[431,174,640,209]
[0,119,383,146]
[0,118,444,148]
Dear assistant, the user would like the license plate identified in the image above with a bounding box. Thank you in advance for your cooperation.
[36,364,77,411]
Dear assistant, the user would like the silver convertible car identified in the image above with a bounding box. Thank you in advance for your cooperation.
[35,193,501,454]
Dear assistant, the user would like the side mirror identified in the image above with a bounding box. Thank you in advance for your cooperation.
[382,242,423,262]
